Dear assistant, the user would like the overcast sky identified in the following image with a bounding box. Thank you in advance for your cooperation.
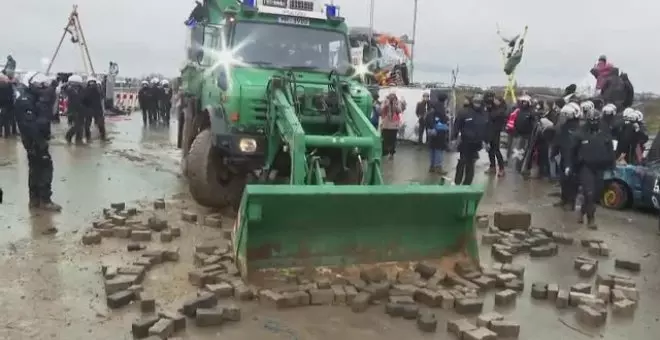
[2,0,658,91]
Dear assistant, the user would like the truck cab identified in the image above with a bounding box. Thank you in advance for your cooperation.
[180,0,372,207]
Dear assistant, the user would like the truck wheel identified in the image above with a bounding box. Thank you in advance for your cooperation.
[601,180,629,210]
[187,129,244,208]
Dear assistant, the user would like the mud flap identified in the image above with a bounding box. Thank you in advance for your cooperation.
[233,184,484,280]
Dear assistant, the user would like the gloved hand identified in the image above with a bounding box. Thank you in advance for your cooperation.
[564,167,571,176]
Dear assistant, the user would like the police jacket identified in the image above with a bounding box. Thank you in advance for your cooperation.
[82,85,103,111]
[569,126,615,170]
[452,107,487,146]
[64,84,84,111]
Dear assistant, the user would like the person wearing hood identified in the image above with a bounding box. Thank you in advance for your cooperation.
[379,92,406,159]
[590,55,615,95]
[620,73,634,108]
[600,68,625,109]
[512,95,535,176]
[484,93,507,176]
[452,93,488,185]
[424,92,449,174]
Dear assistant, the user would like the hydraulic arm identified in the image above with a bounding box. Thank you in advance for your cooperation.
[263,72,384,185]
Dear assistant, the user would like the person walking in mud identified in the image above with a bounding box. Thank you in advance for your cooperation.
[0,72,61,211]
[64,74,86,144]
[82,76,107,141]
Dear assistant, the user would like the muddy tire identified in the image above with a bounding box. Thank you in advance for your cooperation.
[601,180,629,210]
[187,129,245,208]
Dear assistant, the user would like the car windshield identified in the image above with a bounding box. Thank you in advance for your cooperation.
[231,21,351,72]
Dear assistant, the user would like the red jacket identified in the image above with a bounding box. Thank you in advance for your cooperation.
[590,62,614,90]
[506,108,519,133]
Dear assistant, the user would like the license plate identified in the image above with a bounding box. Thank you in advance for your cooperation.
[277,16,310,26]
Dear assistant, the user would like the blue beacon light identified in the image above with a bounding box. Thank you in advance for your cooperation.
[325,4,339,18]
[243,0,256,7]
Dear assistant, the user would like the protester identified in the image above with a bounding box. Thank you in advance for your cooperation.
[380,93,405,159]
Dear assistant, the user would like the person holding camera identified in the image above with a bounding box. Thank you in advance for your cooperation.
[380,92,406,159]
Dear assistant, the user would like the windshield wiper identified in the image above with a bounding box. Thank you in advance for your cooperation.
[283,65,322,71]
[244,61,273,66]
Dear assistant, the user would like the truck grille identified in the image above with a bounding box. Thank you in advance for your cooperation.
[289,0,314,11]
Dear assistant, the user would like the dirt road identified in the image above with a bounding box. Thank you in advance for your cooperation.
[0,113,657,339]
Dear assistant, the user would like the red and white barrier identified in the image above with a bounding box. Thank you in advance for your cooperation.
[115,92,139,112]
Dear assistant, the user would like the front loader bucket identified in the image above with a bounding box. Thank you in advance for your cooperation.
[232,184,484,282]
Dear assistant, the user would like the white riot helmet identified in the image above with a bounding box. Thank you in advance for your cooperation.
[518,95,532,105]
[580,100,595,116]
[141,80,148,86]
[22,72,48,87]
[602,103,616,116]
[150,78,159,85]
[560,102,582,119]
[68,74,83,84]
[634,110,643,122]
[161,79,169,86]
[622,108,636,122]
[87,76,98,84]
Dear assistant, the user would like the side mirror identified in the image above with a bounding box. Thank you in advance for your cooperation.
[217,70,228,91]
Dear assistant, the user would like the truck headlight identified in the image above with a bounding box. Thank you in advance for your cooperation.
[239,138,257,153]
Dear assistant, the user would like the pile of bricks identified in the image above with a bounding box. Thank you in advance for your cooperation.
[481,210,569,263]
[81,200,185,246]
[524,268,639,327]
[243,261,507,333]
[103,247,180,310]
[580,238,611,257]
[448,312,521,340]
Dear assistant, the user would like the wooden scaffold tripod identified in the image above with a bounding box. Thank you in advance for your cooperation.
[46,5,96,76]
[496,24,528,103]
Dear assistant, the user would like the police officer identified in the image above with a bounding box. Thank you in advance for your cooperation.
[160,79,173,125]
[82,76,107,141]
[553,102,583,210]
[452,93,488,185]
[147,78,160,124]
[615,108,648,165]
[64,74,86,144]
[138,80,149,125]
[567,109,615,228]
[6,72,62,211]
[0,72,18,138]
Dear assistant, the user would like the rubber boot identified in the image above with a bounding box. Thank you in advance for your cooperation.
[29,198,40,209]
[39,200,62,212]
[587,216,598,229]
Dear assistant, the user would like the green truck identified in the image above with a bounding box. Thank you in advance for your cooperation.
[178,0,484,282]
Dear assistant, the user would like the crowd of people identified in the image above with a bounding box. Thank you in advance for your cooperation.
[371,55,650,228]
[137,78,173,126]
[0,57,173,211]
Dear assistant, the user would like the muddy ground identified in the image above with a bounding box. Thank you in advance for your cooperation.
[0,113,658,340]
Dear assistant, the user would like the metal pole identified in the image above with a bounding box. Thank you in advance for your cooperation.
[75,8,96,75]
[368,0,375,40]
[410,0,418,83]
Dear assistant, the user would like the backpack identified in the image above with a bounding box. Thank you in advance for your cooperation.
[515,108,532,135]
[506,108,519,133]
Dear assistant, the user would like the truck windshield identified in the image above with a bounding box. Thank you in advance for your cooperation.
[231,21,351,72]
